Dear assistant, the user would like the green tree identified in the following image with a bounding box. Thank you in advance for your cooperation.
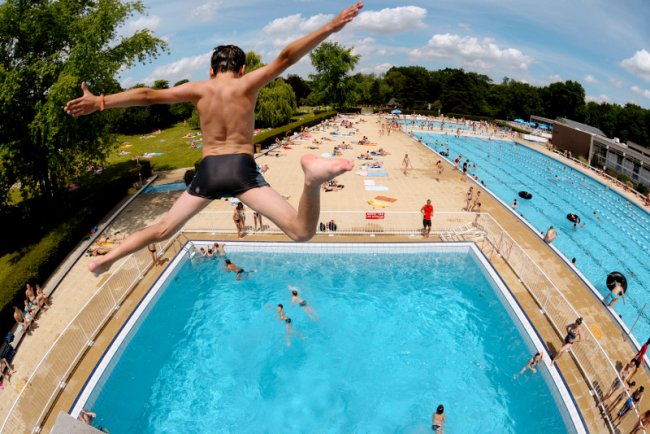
[540,80,585,120]
[0,0,166,204]
[255,79,296,127]
[245,51,265,73]
[309,42,360,107]
[284,74,311,105]
[170,79,194,121]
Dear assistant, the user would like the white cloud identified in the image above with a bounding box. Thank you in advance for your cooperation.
[121,15,160,36]
[144,52,212,84]
[192,1,221,23]
[631,85,650,99]
[350,37,377,58]
[263,13,333,35]
[358,63,393,75]
[584,74,598,84]
[609,77,623,88]
[548,74,563,83]
[352,6,427,34]
[621,49,650,82]
[409,33,533,70]
[120,76,136,89]
[586,94,609,103]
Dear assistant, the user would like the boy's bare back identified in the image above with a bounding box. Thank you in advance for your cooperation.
[188,75,258,158]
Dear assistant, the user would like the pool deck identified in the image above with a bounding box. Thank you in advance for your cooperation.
[4,115,648,434]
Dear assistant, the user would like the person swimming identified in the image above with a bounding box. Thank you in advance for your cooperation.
[289,285,320,320]
[224,259,256,280]
[276,304,302,346]
[515,352,543,378]
[432,404,445,432]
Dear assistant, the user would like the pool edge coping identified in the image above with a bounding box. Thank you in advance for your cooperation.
[70,241,588,433]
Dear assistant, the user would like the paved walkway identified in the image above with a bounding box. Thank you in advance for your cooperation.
[3,115,648,434]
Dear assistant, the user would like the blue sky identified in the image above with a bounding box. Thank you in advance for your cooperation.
[119,0,650,108]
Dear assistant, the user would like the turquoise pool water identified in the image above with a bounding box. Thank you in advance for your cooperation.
[415,132,650,341]
[142,181,187,195]
[83,248,569,433]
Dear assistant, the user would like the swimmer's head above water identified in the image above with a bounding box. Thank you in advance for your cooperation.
[436,405,444,414]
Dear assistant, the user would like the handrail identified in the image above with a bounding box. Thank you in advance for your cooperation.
[476,214,641,432]
[0,235,174,434]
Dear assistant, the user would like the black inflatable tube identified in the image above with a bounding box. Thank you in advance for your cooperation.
[518,191,533,199]
[606,272,627,291]
[566,213,580,223]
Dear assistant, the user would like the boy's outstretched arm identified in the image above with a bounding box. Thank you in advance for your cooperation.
[64,81,201,117]
[243,1,363,91]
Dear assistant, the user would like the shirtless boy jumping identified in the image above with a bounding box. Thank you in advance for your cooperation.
[64,2,363,275]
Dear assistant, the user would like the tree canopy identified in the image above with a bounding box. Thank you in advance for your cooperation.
[309,42,360,107]
[0,0,166,205]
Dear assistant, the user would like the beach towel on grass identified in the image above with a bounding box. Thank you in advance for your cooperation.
[363,180,375,186]
[374,196,397,203]
[365,186,389,191]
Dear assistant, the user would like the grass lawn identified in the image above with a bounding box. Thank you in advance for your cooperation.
[108,123,204,171]
[107,111,322,172]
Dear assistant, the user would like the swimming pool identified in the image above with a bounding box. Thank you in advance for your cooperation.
[142,181,187,195]
[415,132,650,341]
[73,243,581,433]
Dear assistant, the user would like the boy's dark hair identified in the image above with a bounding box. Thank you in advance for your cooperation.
[211,45,246,74]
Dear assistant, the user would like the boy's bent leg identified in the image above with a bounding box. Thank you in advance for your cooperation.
[238,155,353,241]
[88,192,211,274]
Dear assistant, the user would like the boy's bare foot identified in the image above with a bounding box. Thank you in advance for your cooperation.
[88,261,110,276]
[301,154,354,186]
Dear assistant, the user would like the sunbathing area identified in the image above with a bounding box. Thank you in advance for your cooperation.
[0,112,646,433]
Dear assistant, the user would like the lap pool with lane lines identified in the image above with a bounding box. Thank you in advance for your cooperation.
[72,243,582,433]
[415,132,650,342]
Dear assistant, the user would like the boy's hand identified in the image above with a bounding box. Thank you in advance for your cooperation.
[330,1,363,32]
[64,82,100,117]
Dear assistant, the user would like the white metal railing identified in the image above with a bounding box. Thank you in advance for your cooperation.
[474,214,642,433]
[184,210,485,236]
[0,238,174,434]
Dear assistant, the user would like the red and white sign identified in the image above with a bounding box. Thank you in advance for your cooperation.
[365,212,385,220]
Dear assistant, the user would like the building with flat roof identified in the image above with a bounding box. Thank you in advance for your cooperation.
[529,115,650,187]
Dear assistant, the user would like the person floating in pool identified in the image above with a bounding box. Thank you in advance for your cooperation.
[515,352,543,378]
[224,259,256,280]
[431,404,445,433]
[604,282,626,308]
[551,317,583,365]
[64,1,364,276]
[543,226,557,244]
[275,304,303,346]
[289,285,319,320]
[593,211,602,221]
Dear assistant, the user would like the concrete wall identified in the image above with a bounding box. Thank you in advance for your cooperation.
[551,123,592,159]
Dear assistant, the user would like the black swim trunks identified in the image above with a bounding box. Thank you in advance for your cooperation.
[423,219,432,228]
[285,318,292,324]
[188,154,269,199]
